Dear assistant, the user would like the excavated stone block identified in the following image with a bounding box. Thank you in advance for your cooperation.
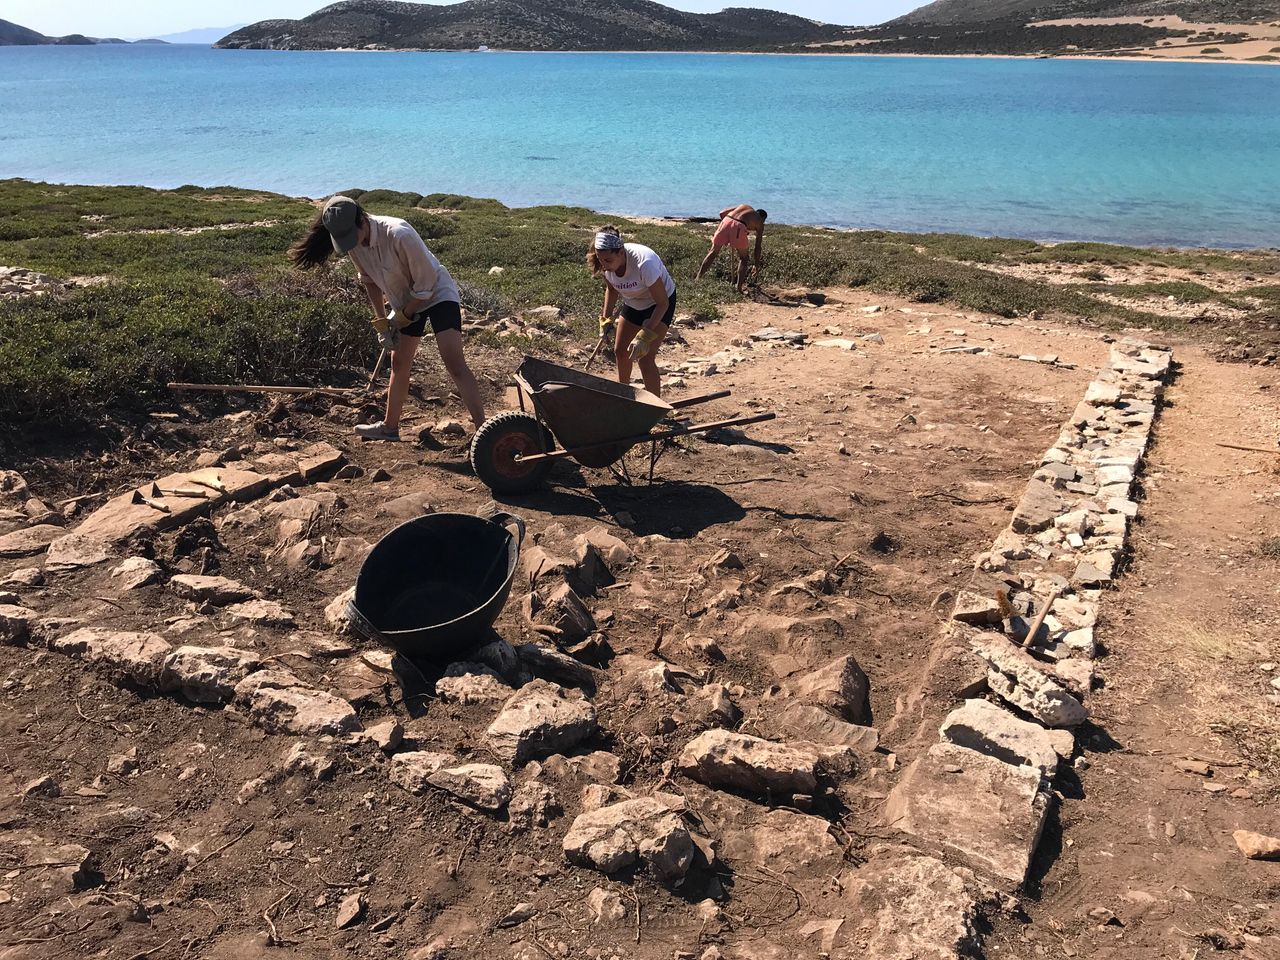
[885,742,1050,887]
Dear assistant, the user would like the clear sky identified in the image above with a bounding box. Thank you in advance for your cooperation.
[5,0,916,39]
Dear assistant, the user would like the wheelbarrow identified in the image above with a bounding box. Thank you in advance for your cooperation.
[469,356,776,494]
[345,509,524,661]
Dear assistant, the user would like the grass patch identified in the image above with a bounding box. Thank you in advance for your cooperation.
[1201,46,1223,53]
[1248,54,1280,61]
[1260,536,1280,560]
[0,178,1268,426]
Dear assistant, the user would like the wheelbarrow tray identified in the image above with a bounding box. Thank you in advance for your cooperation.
[515,357,674,469]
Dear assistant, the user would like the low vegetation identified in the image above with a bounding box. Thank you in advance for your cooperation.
[0,177,1276,427]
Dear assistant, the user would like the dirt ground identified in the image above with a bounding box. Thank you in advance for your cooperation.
[1,280,1278,959]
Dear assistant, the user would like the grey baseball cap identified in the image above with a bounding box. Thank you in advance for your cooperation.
[321,195,361,253]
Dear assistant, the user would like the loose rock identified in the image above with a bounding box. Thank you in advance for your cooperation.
[678,730,821,795]
[233,669,360,736]
[1233,830,1280,861]
[486,680,598,764]
[427,763,513,811]
[562,794,694,883]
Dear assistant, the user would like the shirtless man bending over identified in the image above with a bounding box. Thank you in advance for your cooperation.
[694,203,767,294]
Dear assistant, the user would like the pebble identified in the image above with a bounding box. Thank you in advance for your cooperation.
[335,892,366,929]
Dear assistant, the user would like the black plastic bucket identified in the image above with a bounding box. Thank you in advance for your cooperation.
[346,510,525,661]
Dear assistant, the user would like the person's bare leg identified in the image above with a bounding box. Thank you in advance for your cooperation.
[434,329,486,428]
[695,244,723,281]
[383,335,421,429]
[637,352,662,397]
[736,251,750,293]
[615,322,639,386]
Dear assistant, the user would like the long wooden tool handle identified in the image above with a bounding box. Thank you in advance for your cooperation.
[1215,442,1280,455]
[584,333,608,372]
[1020,588,1061,649]
[168,382,352,398]
[367,349,388,392]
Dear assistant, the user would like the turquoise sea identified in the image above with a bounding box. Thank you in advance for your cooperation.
[1,44,1278,247]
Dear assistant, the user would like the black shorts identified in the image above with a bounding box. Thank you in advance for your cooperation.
[620,290,677,330]
[403,300,463,337]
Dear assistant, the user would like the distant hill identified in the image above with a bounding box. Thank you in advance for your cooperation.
[216,0,850,51]
[0,17,161,45]
[148,24,248,44]
[0,18,49,44]
[892,0,1280,24]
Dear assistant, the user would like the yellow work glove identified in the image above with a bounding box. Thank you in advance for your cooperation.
[628,327,661,362]
[598,315,614,338]
[370,314,400,351]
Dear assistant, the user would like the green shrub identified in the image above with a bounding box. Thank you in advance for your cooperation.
[0,279,369,424]
[1201,47,1223,53]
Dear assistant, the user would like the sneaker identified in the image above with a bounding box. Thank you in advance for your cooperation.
[354,421,400,442]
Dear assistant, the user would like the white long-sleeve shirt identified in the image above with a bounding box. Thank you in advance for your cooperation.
[348,215,460,313]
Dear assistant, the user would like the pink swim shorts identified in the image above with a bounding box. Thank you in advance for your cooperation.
[712,216,749,251]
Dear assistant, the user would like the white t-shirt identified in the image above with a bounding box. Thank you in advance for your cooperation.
[604,243,676,310]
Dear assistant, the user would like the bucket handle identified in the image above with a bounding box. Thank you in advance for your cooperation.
[479,506,526,547]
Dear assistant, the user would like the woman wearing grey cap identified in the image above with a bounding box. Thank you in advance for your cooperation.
[289,195,486,441]
[586,226,677,397]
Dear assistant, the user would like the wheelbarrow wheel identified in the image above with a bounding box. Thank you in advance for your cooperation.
[470,411,555,494]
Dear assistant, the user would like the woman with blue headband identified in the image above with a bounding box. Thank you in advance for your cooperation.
[585,226,677,397]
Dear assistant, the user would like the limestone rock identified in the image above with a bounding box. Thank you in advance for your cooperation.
[939,698,1061,778]
[50,628,172,686]
[783,655,870,723]
[1233,830,1280,861]
[951,589,1003,627]
[562,794,693,883]
[388,751,457,795]
[1011,480,1066,534]
[6,830,93,892]
[160,645,262,704]
[324,586,355,629]
[376,491,436,521]
[508,781,560,830]
[283,742,336,780]
[719,808,842,874]
[0,603,37,646]
[534,582,596,644]
[578,526,634,568]
[233,669,359,736]
[168,574,257,606]
[759,702,879,754]
[586,887,628,924]
[44,533,113,572]
[22,775,60,799]
[364,719,403,753]
[486,680,597,764]
[110,556,163,590]
[436,672,511,705]
[842,849,980,960]
[224,599,295,627]
[516,642,599,691]
[427,763,513,811]
[335,891,365,929]
[971,638,1087,728]
[0,524,62,558]
[690,683,742,728]
[678,730,820,795]
[885,742,1050,886]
